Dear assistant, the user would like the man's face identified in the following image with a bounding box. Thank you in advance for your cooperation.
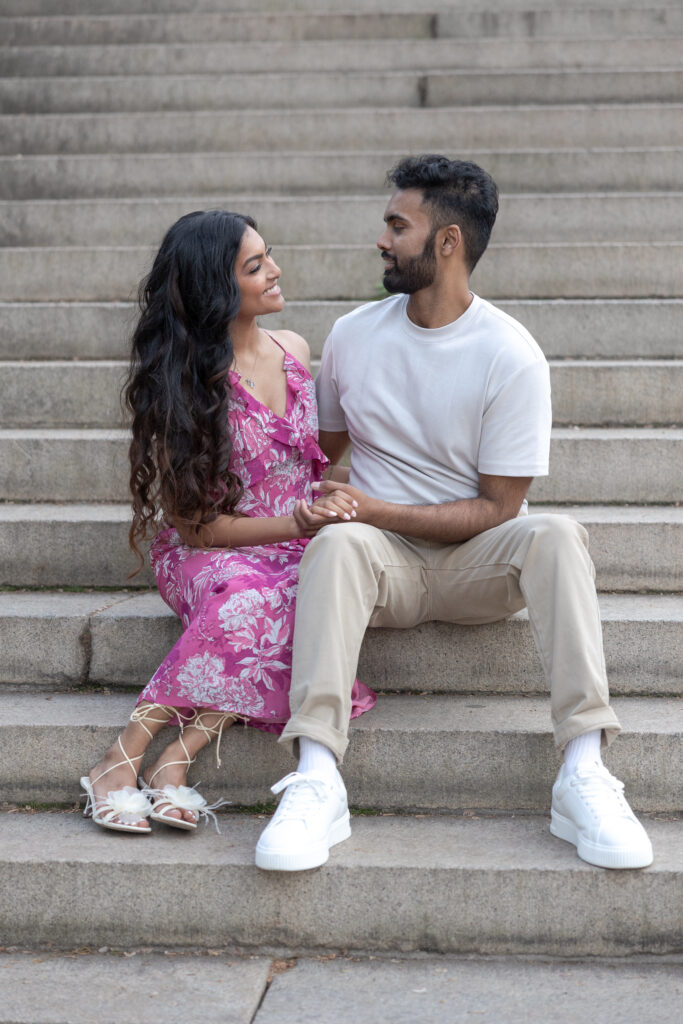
[377,189,437,294]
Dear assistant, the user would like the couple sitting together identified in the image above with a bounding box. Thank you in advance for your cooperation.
[81,155,653,872]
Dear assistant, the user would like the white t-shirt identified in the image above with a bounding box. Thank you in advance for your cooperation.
[316,292,551,509]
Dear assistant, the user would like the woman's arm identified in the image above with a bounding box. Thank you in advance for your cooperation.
[173,491,355,549]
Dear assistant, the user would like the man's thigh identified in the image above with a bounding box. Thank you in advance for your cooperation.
[425,516,539,625]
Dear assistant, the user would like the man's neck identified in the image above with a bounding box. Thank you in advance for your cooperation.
[405,283,474,330]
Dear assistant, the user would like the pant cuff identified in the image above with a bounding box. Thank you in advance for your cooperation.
[554,707,622,751]
[278,714,349,765]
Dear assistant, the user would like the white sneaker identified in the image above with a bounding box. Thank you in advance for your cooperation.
[550,762,653,869]
[255,770,351,871]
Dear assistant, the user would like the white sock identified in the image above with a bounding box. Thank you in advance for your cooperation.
[297,737,338,780]
[563,729,603,774]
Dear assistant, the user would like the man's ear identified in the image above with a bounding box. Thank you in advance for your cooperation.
[438,224,462,258]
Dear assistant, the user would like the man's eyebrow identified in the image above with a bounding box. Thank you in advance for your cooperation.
[384,212,410,224]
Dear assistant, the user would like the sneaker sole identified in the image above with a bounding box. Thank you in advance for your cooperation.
[255,811,351,872]
[550,808,653,869]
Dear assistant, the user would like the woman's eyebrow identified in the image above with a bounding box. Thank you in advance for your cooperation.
[242,250,265,268]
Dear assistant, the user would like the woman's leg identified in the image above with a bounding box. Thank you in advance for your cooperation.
[86,702,176,828]
[142,711,234,824]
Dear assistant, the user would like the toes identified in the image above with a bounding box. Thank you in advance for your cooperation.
[183,809,197,824]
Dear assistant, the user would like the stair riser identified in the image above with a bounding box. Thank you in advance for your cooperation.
[0,510,679,592]
[5,37,683,77]
[5,70,683,115]
[2,300,681,361]
[3,7,681,45]
[2,244,681,301]
[1,815,679,956]
[0,698,678,812]
[2,361,680,429]
[4,151,681,199]
[4,592,679,696]
[6,195,683,247]
[2,106,681,158]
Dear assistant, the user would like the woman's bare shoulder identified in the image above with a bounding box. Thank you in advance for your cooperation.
[268,329,311,371]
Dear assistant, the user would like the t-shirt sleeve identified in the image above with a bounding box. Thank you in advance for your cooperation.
[478,358,552,477]
[315,328,348,432]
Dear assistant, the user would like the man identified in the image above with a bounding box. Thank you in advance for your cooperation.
[255,154,653,873]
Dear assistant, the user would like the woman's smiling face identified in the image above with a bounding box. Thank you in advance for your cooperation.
[235,225,285,318]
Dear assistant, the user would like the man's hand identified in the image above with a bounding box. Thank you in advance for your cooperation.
[292,486,359,537]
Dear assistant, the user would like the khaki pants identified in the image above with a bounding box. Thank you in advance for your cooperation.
[279,512,621,763]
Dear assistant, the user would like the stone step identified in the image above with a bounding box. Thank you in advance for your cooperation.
[4,0,672,16]
[5,68,683,115]
[2,299,681,361]
[5,148,683,201]
[2,954,680,1024]
[3,242,682,302]
[5,193,683,247]
[5,36,683,78]
[0,811,679,956]
[1,428,681,503]
[0,504,679,592]
[2,590,679,697]
[4,149,681,201]
[2,359,680,429]
[0,692,679,813]
[3,6,682,46]
[2,104,681,158]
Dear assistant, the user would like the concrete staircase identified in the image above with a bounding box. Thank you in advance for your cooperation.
[0,0,681,957]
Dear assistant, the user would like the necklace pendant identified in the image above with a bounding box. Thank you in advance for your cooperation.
[245,377,256,389]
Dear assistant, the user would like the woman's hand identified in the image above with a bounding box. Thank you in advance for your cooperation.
[311,480,383,526]
[291,486,358,538]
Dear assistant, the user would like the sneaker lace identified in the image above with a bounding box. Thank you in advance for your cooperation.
[271,772,332,822]
[570,764,631,820]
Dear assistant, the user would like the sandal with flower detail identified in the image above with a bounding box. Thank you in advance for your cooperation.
[139,720,232,833]
[80,736,153,834]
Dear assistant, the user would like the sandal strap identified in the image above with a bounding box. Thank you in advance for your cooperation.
[129,702,178,740]
[89,735,143,788]
[190,711,234,767]
[145,730,195,789]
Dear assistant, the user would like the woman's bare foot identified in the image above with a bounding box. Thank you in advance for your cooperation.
[87,743,148,830]
[142,738,198,825]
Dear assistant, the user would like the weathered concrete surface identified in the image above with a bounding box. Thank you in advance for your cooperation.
[2,358,679,428]
[6,193,683,248]
[2,299,681,361]
[0,813,680,956]
[6,69,683,115]
[4,149,681,199]
[258,956,683,1024]
[2,591,681,695]
[3,429,680,503]
[5,36,683,78]
[1,503,680,591]
[0,949,680,1024]
[0,504,153,588]
[2,104,681,157]
[3,242,682,302]
[0,951,270,1024]
[3,6,682,46]
[0,692,679,812]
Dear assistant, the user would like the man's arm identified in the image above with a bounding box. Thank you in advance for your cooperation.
[311,473,532,544]
[319,429,350,465]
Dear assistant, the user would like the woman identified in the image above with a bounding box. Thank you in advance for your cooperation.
[80,210,376,834]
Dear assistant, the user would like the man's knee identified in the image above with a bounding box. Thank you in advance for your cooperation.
[301,522,381,569]
[526,512,588,550]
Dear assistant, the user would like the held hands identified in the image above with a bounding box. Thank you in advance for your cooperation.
[292,480,380,537]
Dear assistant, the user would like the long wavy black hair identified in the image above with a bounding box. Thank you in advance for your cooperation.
[125,209,256,567]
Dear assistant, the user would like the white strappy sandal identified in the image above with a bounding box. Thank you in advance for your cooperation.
[80,736,153,835]
[138,710,233,833]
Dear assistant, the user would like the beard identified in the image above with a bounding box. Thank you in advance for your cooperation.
[382,230,437,294]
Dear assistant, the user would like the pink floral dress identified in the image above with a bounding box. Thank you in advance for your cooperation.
[138,343,376,733]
